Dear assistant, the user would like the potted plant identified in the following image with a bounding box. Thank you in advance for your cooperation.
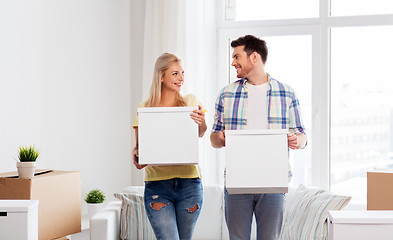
[85,189,106,218]
[17,145,40,179]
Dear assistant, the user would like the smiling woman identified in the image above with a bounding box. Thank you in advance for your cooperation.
[131,52,207,240]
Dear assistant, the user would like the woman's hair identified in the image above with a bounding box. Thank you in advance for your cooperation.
[145,53,186,107]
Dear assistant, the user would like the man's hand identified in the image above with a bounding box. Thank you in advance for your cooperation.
[287,133,298,150]
[210,130,226,148]
[133,146,147,169]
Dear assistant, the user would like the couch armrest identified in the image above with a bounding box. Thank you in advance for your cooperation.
[90,201,122,240]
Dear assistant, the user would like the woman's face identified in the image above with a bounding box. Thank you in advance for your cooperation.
[161,63,184,93]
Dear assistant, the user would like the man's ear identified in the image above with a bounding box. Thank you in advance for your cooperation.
[251,52,258,64]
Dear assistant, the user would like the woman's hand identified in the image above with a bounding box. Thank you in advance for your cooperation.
[190,105,207,137]
[133,146,147,169]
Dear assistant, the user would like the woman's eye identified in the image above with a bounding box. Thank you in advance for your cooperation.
[173,73,177,75]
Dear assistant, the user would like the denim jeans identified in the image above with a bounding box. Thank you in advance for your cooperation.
[225,188,285,240]
[144,178,203,240]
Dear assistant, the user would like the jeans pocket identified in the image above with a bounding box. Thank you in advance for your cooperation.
[190,177,201,183]
[145,180,158,188]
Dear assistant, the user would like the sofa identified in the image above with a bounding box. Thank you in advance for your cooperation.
[90,185,350,240]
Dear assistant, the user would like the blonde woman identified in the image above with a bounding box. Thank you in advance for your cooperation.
[132,53,207,240]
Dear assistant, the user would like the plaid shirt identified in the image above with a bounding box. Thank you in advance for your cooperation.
[212,76,305,134]
[212,75,306,181]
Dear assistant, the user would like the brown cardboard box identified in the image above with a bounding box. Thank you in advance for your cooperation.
[0,170,81,240]
[367,170,393,210]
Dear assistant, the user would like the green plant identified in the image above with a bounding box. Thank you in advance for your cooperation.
[18,146,40,162]
[84,189,105,204]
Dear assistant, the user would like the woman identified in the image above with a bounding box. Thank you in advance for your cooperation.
[132,53,207,240]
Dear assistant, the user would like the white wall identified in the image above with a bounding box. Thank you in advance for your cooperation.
[0,0,132,215]
[130,0,146,186]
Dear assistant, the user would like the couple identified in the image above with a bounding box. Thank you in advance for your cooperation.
[132,35,307,240]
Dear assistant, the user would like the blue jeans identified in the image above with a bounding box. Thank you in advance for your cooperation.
[225,188,285,240]
[144,178,203,240]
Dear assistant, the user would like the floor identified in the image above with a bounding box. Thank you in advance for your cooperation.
[69,229,89,240]
[67,217,90,240]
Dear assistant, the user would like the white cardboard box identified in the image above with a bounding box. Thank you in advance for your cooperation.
[138,107,199,165]
[225,129,288,194]
[0,200,39,240]
[328,210,393,240]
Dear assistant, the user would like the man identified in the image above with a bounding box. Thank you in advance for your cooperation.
[210,35,307,240]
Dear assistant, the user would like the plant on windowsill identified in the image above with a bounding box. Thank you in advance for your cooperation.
[17,145,40,179]
[85,189,106,218]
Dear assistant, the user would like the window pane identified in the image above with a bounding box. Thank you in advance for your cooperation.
[331,26,393,206]
[229,35,312,187]
[227,0,318,21]
[331,0,393,16]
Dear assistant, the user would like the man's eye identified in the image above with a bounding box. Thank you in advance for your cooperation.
[173,73,177,75]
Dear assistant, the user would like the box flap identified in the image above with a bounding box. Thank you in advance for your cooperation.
[329,210,393,224]
[137,106,197,113]
[0,169,52,178]
[226,129,288,135]
[0,200,39,212]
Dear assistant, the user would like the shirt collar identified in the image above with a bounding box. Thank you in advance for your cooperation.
[242,73,272,88]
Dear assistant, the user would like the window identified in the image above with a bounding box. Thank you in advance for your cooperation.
[331,0,393,16]
[219,0,393,206]
[330,26,393,205]
[226,0,318,21]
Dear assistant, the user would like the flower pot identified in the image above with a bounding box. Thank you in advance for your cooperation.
[87,203,104,219]
[17,161,36,179]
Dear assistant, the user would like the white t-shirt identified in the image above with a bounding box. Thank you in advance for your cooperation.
[246,82,268,130]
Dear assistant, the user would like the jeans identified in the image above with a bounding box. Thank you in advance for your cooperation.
[225,188,285,240]
[144,178,203,240]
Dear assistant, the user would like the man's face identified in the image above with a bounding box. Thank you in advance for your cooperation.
[231,46,253,79]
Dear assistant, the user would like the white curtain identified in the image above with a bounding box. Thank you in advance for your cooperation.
[130,0,224,186]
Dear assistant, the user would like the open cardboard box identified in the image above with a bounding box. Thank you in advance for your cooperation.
[0,170,81,240]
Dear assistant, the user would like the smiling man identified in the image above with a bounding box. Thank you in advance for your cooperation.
[210,35,307,240]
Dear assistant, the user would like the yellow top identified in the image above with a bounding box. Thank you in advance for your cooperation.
[133,94,205,181]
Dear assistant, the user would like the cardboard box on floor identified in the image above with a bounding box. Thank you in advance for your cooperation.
[0,170,81,240]
[367,169,393,210]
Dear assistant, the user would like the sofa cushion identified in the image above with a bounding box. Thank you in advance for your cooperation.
[280,184,351,240]
[114,193,156,240]
[119,185,225,240]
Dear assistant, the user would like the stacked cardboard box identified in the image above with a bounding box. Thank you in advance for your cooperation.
[0,170,81,240]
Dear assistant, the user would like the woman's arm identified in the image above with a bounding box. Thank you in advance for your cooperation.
[133,128,147,169]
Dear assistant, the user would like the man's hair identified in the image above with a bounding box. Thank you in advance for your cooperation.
[231,35,268,64]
